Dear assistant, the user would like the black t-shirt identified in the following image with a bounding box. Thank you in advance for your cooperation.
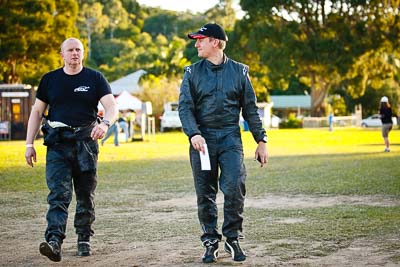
[36,67,112,127]
[380,107,393,124]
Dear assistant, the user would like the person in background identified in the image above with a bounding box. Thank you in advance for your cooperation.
[328,112,334,131]
[379,96,393,152]
[178,23,268,263]
[127,109,136,137]
[101,121,119,146]
[117,111,129,142]
[24,37,118,262]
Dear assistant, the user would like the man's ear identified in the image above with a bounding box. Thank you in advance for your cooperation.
[212,39,220,48]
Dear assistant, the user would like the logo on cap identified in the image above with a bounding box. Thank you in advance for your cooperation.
[187,23,228,41]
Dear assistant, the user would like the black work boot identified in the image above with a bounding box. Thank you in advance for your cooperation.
[202,239,219,263]
[224,238,246,262]
[77,235,91,256]
[39,240,62,262]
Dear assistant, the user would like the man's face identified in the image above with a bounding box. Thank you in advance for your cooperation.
[194,37,218,58]
[61,39,84,66]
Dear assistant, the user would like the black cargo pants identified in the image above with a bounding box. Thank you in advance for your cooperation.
[44,140,98,243]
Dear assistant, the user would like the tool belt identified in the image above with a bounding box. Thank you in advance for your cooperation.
[41,120,96,147]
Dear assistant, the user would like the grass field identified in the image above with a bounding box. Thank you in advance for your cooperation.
[0,128,399,266]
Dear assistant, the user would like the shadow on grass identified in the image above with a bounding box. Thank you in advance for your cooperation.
[359,143,400,147]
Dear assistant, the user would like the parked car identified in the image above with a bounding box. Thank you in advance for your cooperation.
[160,110,182,132]
[361,114,398,127]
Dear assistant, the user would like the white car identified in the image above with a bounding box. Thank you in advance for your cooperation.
[160,110,182,132]
[361,114,398,127]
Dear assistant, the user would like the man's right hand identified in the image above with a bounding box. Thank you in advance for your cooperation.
[190,135,206,153]
[25,147,37,167]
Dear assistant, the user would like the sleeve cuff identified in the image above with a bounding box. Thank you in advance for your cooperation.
[258,136,268,143]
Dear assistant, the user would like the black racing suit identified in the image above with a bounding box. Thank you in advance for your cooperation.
[178,55,266,242]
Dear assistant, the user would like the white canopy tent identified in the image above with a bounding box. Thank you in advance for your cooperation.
[98,90,142,111]
[116,90,142,111]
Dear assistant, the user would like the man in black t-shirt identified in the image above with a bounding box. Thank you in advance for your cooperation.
[25,38,118,262]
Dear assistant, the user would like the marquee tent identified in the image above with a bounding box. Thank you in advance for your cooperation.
[116,90,142,110]
[98,90,142,111]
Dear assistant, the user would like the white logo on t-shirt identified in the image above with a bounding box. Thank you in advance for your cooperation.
[74,86,90,92]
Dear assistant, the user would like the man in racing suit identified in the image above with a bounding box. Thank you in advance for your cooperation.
[178,23,268,263]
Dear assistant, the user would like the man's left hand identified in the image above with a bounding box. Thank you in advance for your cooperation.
[255,142,268,167]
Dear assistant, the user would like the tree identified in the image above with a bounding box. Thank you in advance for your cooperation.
[142,8,208,41]
[0,0,79,84]
[76,1,109,61]
[204,0,237,31]
[138,74,182,119]
[101,0,130,39]
[238,0,400,116]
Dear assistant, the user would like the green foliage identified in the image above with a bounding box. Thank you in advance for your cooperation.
[204,0,237,31]
[1,0,398,118]
[358,85,400,117]
[102,0,130,39]
[142,10,184,39]
[236,0,400,116]
[270,75,310,95]
[279,113,303,128]
[137,74,181,118]
[346,47,400,107]
[0,0,79,84]
[329,95,347,116]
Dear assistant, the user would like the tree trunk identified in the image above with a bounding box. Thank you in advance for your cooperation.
[310,73,328,117]
[6,59,19,84]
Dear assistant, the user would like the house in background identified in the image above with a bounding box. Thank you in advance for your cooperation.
[0,84,34,140]
[270,95,311,118]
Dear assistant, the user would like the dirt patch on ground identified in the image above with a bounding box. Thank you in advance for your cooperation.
[1,194,399,266]
[289,237,400,267]
[148,194,400,210]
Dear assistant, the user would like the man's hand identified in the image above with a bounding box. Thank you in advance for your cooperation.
[255,142,268,167]
[91,123,109,140]
[25,147,37,167]
[190,135,206,153]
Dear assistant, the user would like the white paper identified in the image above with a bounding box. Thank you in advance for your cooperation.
[200,144,211,170]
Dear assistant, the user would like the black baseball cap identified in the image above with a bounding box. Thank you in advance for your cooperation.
[187,23,228,41]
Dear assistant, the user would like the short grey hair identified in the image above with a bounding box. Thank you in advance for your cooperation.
[60,37,84,52]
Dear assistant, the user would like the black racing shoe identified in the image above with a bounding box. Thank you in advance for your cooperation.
[224,238,246,262]
[202,239,219,263]
[78,241,91,256]
[39,240,62,262]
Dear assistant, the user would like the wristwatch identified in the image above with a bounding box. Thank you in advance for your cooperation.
[102,119,111,127]
[259,136,268,143]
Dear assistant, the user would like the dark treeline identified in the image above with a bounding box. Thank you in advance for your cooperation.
[0,0,399,117]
